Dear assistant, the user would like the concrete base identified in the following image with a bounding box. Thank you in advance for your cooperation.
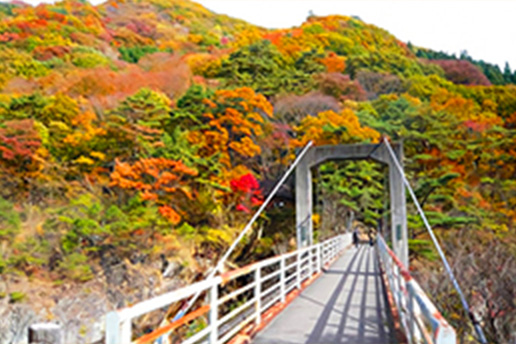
[29,323,63,344]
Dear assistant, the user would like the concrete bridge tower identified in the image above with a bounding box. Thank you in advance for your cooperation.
[295,142,408,267]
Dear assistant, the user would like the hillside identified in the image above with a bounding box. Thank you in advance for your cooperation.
[0,0,515,343]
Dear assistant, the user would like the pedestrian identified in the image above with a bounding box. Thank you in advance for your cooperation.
[352,227,359,248]
[368,229,374,246]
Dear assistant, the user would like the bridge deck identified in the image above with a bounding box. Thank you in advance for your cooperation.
[253,245,396,344]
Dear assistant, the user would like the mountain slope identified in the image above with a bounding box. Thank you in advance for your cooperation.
[0,0,515,343]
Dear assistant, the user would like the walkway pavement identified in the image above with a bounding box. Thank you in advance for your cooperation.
[253,245,396,344]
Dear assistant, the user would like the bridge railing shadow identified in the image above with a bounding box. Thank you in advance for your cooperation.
[304,245,395,344]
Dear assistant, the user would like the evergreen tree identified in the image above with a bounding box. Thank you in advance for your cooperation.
[503,62,513,84]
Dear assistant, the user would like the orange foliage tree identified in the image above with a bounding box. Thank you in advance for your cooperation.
[319,52,346,73]
[187,87,273,170]
[110,158,198,224]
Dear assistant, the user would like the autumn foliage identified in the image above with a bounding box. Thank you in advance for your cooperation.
[110,158,198,224]
[0,0,515,341]
[230,173,263,213]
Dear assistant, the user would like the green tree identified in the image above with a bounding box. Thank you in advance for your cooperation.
[218,40,315,97]
[118,46,160,63]
[503,62,513,84]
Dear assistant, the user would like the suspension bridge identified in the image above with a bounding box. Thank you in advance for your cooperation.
[101,139,485,344]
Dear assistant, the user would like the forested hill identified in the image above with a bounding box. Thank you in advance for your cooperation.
[0,0,515,342]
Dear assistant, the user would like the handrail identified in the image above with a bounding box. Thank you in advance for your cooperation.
[377,234,456,344]
[164,141,314,333]
[105,233,352,344]
[382,138,486,343]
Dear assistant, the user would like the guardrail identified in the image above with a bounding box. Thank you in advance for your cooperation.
[377,234,456,344]
[105,233,351,344]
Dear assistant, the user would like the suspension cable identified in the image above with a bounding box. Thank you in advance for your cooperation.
[382,138,487,344]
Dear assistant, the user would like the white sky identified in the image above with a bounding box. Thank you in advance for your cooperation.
[194,0,516,72]
[3,0,515,71]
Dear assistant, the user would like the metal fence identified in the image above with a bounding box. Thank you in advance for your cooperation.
[105,233,351,344]
[377,234,456,344]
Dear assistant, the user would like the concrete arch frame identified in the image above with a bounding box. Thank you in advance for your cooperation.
[295,142,408,267]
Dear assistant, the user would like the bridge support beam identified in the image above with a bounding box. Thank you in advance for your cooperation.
[295,148,315,248]
[295,142,408,267]
[386,143,408,268]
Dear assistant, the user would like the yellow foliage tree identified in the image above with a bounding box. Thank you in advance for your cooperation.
[292,109,380,147]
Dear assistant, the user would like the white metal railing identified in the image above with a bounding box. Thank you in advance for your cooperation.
[377,234,456,344]
[105,233,351,344]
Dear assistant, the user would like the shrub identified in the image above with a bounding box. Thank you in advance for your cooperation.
[9,291,25,303]
[71,51,110,68]
[119,46,160,63]
[0,197,20,240]
[425,59,491,86]
[316,73,367,101]
[274,91,340,125]
[356,71,406,100]
[57,253,94,282]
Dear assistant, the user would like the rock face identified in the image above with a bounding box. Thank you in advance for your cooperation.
[0,258,187,344]
[0,304,39,344]
[0,289,109,344]
[53,292,110,344]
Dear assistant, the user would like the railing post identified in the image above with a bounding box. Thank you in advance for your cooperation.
[319,242,325,270]
[280,256,286,303]
[393,265,400,309]
[409,283,423,344]
[297,251,302,289]
[308,248,313,277]
[408,285,415,344]
[106,312,130,344]
[255,267,262,325]
[105,312,120,344]
[397,266,404,326]
[394,265,403,310]
[316,244,321,273]
[120,320,131,344]
[209,282,218,344]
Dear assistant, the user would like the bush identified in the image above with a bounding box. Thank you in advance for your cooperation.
[119,46,160,63]
[57,253,93,282]
[71,51,110,69]
[274,91,340,125]
[426,59,491,86]
[356,71,406,100]
[316,73,367,101]
[0,197,20,241]
[9,291,25,303]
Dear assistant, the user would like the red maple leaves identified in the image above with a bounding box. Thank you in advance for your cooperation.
[230,173,263,213]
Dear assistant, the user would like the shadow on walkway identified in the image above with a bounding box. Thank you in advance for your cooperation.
[253,245,396,344]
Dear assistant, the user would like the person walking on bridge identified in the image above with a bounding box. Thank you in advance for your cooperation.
[368,228,375,246]
[352,227,359,248]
